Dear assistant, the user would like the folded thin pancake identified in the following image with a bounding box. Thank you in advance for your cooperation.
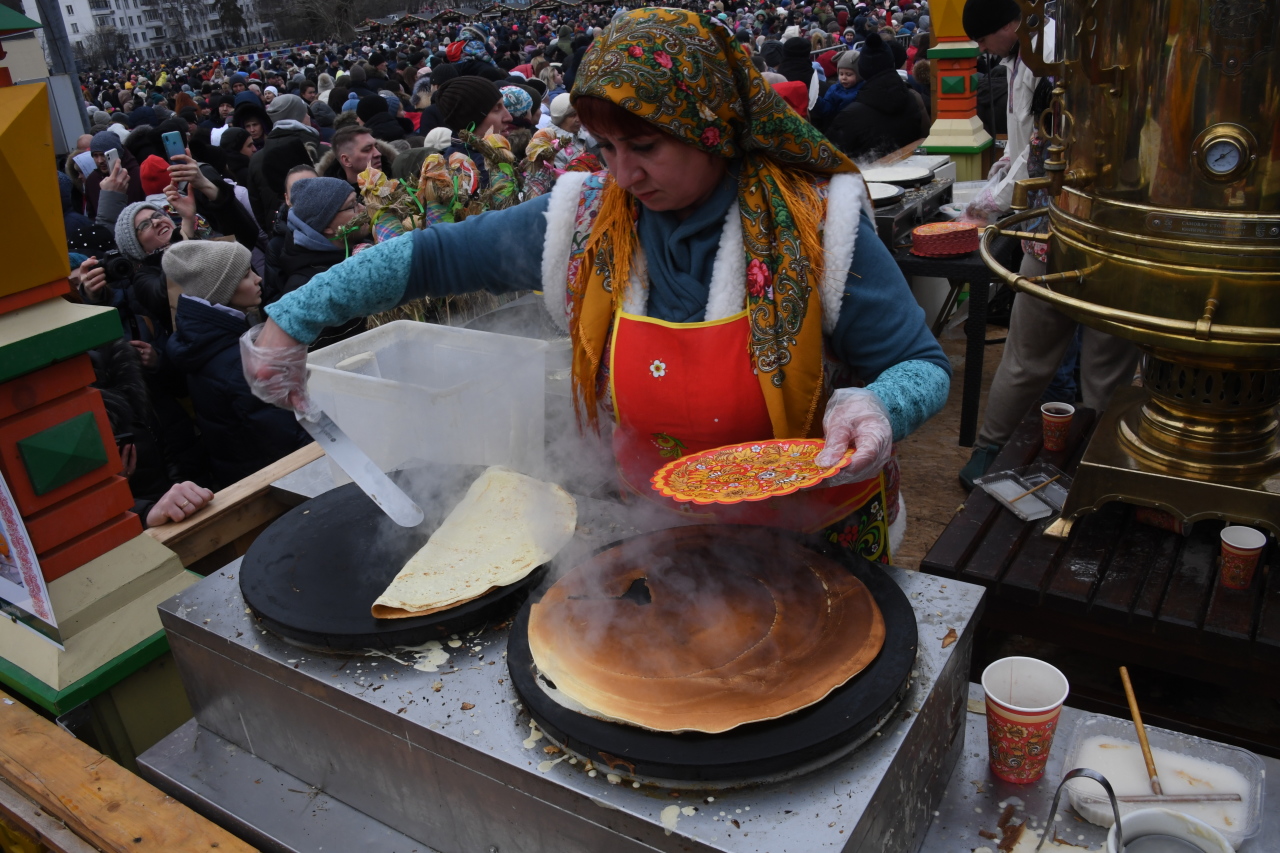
[528,526,885,733]
[372,466,577,619]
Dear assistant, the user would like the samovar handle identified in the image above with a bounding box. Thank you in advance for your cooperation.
[1009,0,1064,78]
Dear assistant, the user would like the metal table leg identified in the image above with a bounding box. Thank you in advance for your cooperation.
[959,277,990,447]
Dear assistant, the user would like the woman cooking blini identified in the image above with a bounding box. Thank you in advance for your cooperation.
[242,9,950,563]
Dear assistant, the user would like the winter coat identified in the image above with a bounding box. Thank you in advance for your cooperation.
[811,80,863,129]
[89,339,183,523]
[276,236,367,350]
[826,69,931,160]
[85,147,145,220]
[165,296,310,490]
[247,124,324,230]
[361,110,408,142]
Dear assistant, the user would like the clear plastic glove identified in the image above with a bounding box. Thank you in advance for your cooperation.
[814,387,894,485]
[240,322,313,415]
[961,185,1004,224]
[987,155,1011,182]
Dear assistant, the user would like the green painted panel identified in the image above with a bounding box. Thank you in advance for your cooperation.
[921,139,996,154]
[0,310,123,384]
[18,411,108,495]
[928,43,979,59]
[971,74,982,90]
[941,75,967,95]
[0,630,170,714]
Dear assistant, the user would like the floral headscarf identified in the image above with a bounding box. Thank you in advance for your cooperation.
[567,7,859,438]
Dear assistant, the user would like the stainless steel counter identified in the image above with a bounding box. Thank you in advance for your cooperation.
[147,533,985,853]
[141,682,1279,853]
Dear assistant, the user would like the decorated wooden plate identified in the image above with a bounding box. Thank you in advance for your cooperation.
[650,439,854,505]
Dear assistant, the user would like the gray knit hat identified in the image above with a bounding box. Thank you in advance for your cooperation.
[90,130,123,154]
[92,110,112,129]
[114,200,168,261]
[162,241,252,306]
[266,93,308,123]
[289,177,354,231]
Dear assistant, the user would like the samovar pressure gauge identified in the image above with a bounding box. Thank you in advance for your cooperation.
[1192,124,1256,182]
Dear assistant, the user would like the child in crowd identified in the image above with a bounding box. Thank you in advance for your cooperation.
[163,241,310,489]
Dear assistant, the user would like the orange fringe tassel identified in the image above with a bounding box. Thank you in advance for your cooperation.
[569,177,639,432]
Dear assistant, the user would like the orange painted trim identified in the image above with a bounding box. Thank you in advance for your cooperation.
[37,512,142,583]
[23,476,135,554]
[0,355,95,421]
[0,387,121,517]
[0,279,72,317]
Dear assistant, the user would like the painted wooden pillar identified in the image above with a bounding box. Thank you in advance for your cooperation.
[0,83,197,712]
[921,0,993,180]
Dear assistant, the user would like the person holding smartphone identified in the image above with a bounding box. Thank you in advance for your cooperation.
[85,131,144,218]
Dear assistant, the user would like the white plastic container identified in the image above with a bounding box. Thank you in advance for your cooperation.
[1060,713,1264,848]
[307,321,548,479]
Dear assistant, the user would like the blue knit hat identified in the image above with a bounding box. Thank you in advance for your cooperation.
[342,92,361,112]
[500,85,532,118]
[90,130,123,154]
[289,177,354,232]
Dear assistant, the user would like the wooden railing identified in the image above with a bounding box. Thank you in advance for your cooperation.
[146,442,323,574]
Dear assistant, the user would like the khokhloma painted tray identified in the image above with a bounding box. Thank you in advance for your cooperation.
[650,438,854,505]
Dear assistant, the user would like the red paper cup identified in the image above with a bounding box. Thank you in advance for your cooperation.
[981,656,1069,784]
[1041,403,1075,451]
[1220,525,1266,589]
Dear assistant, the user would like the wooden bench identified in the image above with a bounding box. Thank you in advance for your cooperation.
[921,410,1280,699]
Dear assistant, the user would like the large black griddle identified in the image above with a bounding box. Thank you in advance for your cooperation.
[240,465,546,652]
[507,527,917,783]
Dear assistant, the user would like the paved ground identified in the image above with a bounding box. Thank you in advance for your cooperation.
[894,323,1005,571]
[895,320,1280,757]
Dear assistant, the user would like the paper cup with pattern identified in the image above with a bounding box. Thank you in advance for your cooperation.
[981,656,1070,784]
[1220,525,1266,590]
[1040,403,1075,452]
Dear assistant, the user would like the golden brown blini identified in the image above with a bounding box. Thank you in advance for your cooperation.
[373,467,577,619]
[528,526,885,733]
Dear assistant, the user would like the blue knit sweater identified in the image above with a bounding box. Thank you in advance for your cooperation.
[267,188,950,441]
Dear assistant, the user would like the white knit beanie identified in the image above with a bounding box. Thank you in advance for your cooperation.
[162,241,252,306]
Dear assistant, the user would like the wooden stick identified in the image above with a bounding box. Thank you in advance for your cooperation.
[1008,474,1062,503]
[1120,666,1164,796]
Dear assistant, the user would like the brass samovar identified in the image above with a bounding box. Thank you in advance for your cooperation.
[977,0,1280,536]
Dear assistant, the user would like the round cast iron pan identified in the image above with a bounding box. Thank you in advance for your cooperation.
[240,465,546,652]
[507,526,918,782]
[869,182,907,208]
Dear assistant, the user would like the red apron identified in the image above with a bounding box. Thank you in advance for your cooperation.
[607,309,891,561]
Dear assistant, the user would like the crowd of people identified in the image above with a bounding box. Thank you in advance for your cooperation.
[56,0,941,528]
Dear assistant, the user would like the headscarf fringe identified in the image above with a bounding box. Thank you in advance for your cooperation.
[570,177,637,432]
[760,158,827,294]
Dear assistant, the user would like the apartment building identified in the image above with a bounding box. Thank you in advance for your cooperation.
[26,0,276,65]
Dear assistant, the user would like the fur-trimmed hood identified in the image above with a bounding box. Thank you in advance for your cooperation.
[315,138,398,183]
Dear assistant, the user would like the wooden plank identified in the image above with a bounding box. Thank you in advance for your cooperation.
[1201,538,1266,649]
[920,415,1043,576]
[0,687,256,853]
[1132,528,1184,632]
[148,442,322,567]
[1041,501,1128,614]
[999,519,1069,605]
[1092,517,1178,629]
[1252,544,1280,662]
[959,507,1031,585]
[0,773,99,853]
[1155,522,1219,644]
